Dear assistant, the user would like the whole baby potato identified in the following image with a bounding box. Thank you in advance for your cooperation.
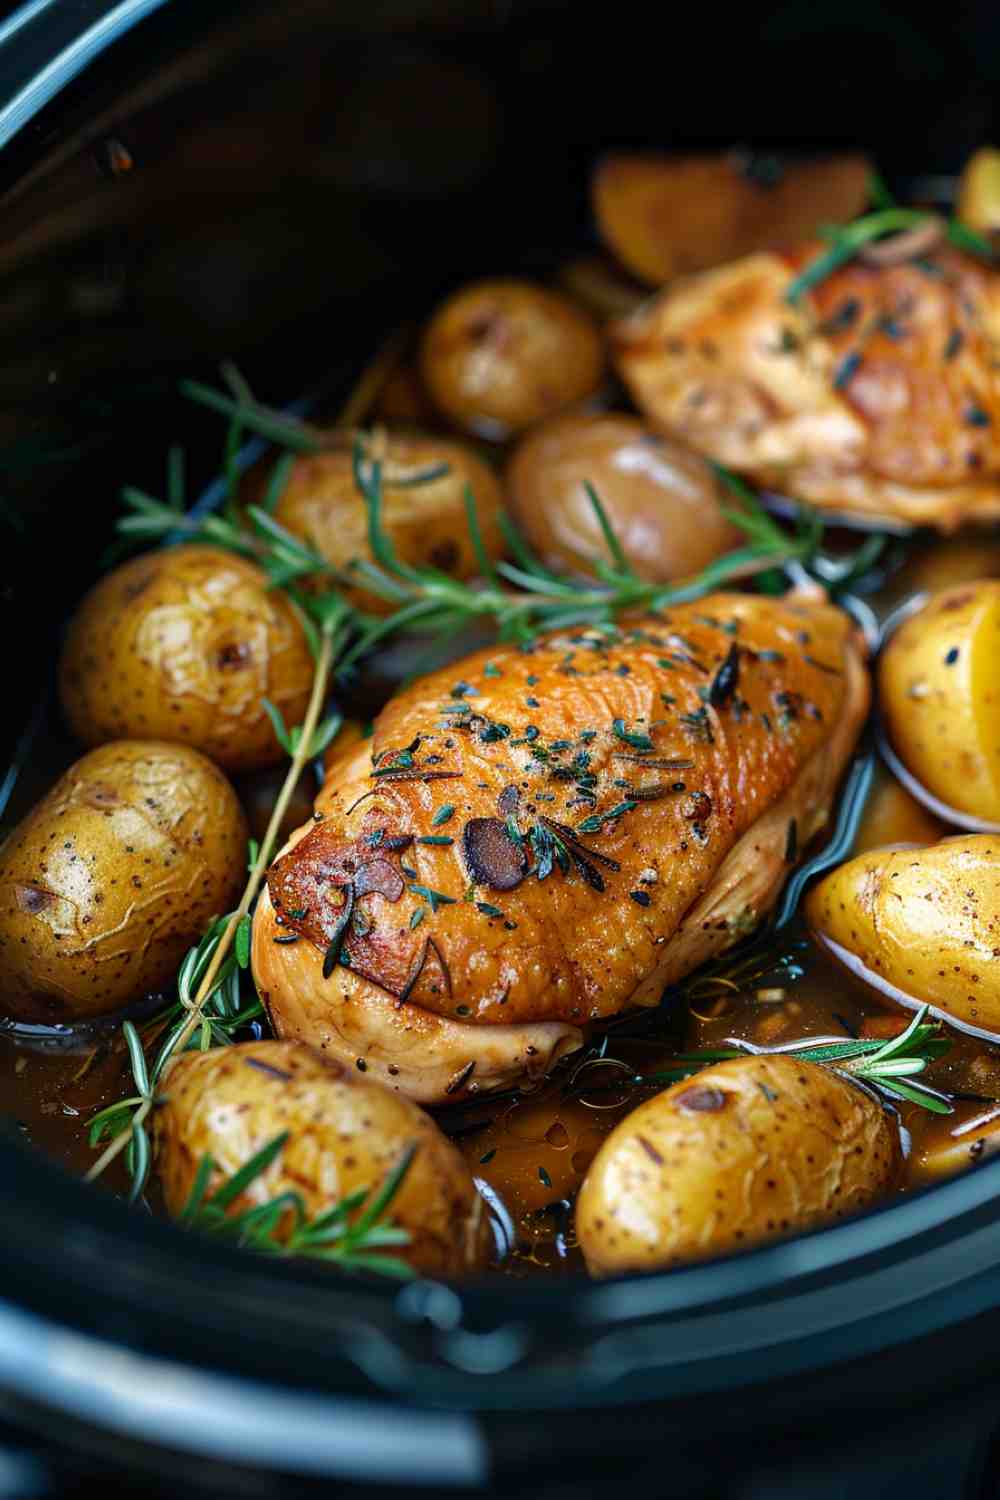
[956,146,1000,241]
[576,1055,900,1275]
[806,834,1000,1036]
[0,741,247,1022]
[250,433,505,615]
[506,413,742,581]
[155,1040,491,1276]
[59,545,314,772]
[419,278,604,438]
[879,579,1000,822]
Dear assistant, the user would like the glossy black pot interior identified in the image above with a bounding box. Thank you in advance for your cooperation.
[4,2,1000,1495]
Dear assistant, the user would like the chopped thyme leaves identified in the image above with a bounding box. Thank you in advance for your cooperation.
[418,835,454,846]
[409,907,427,929]
[476,902,504,919]
[612,718,654,751]
[432,804,455,826]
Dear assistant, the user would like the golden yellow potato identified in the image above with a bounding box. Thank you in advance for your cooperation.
[956,147,1000,240]
[155,1040,490,1277]
[249,433,505,615]
[576,1055,900,1274]
[879,580,1000,823]
[806,834,1000,1036]
[505,413,742,581]
[0,741,247,1023]
[59,546,314,772]
[592,151,872,287]
[419,279,604,438]
[852,765,945,856]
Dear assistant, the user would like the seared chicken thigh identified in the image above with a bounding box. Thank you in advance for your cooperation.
[252,593,868,1103]
[613,245,1000,529]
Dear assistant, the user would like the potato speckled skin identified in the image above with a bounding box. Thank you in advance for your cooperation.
[59,545,314,772]
[420,279,604,438]
[576,1055,900,1275]
[806,835,1000,1036]
[879,580,1000,822]
[252,434,505,616]
[0,741,247,1022]
[506,413,742,582]
[155,1040,490,1276]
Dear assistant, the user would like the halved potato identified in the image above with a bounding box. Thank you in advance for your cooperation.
[879,580,1000,823]
[806,834,1000,1035]
[956,147,1000,241]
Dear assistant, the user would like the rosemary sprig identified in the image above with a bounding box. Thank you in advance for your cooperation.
[178,1132,417,1278]
[642,1004,953,1114]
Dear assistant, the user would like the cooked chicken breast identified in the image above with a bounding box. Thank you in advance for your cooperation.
[613,245,1000,530]
[252,593,868,1103]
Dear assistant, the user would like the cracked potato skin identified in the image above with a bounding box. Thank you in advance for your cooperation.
[59,545,314,772]
[0,741,247,1022]
[576,1054,901,1275]
[155,1040,491,1277]
[806,835,1000,1036]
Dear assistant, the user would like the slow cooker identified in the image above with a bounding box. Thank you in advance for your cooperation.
[3,2,1000,1495]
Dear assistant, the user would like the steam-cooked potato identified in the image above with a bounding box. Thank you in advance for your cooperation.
[0,741,246,1023]
[806,834,1000,1035]
[879,580,1000,822]
[155,1040,490,1276]
[248,434,505,615]
[957,147,1000,241]
[419,279,604,438]
[505,413,742,581]
[576,1055,900,1274]
[592,152,872,286]
[59,546,314,772]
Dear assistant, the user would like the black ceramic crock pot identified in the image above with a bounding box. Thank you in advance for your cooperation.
[3,3,1000,1496]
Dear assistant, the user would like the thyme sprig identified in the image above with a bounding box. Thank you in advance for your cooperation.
[177,1133,417,1278]
[643,1004,953,1114]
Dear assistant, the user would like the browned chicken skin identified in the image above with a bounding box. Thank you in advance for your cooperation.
[252,593,869,1103]
[613,245,1000,529]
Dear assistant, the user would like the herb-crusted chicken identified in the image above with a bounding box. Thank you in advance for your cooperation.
[613,244,1000,530]
[252,592,868,1103]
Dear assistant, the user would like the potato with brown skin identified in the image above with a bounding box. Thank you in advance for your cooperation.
[0,741,247,1023]
[155,1040,490,1277]
[59,546,314,772]
[245,434,505,615]
[593,152,872,287]
[879,580,1000,823]
[505,413,743,582]
[576,1055,901,1275]
[419,279,604,438]
[806,834,1000,1036]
